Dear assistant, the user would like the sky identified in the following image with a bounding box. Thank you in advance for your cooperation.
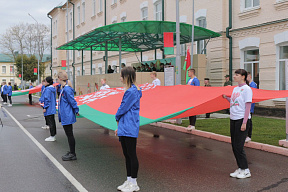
[0,0,63,37]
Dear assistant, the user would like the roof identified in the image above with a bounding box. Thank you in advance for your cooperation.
[57,20,221,52]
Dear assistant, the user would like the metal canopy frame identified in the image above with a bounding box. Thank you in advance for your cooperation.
[57,21,221,52]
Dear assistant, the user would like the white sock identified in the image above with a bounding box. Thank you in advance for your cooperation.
[130,178,137,185]
[127,176,131,182]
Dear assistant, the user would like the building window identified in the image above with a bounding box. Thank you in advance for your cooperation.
[279,46,288,90]
[245,0,260,9]
[92,68,96,75]
[69,12,72,30]
[112,0,117,4]
[2,66,6,74]
[154,1,162,21]
[82,2,85,22]
[65,14,68,32]
[10,79,14,85]
[99,0,103,12]
[93,0,96,16]
[2,79,6,83]
[56,20,58,34]
[10,66,14,73]
[77,6,80,25]
[141,7,148,20]
[197,17,207,54]
[121,17,126,22]
[244,49,259,87]
[77,70,80,76]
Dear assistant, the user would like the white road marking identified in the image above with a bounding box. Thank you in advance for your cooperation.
[3,108,88,192]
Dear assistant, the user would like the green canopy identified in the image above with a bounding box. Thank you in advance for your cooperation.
[57,20,221,52]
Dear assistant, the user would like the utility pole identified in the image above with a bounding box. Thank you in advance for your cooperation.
[175,0,181,85]
[28,13,40,86]
[190,0,195,69]
[66,0,70,80]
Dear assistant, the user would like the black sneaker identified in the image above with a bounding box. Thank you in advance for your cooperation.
[62,152,77,161]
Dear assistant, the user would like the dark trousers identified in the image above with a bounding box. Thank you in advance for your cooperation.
[3,94,7,103]
[57,92,60,98]
[8,96,12,104]
[206,113,210,118]
[120,136,139,178]
[230,119,248,169]
[45,115,56,137]
[63,124,76,154]
[247,113,253,138]
[28,94,32,105]
[1,93,3,102]
[189,116,197,126]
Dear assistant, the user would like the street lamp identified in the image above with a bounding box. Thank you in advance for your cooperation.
[28,13,40,86]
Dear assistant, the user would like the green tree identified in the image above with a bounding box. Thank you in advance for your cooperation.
[15,55,45,82]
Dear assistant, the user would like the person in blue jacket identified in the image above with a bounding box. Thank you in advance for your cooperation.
[57,71,79,161]
[7,82,13,106]
[1,82,8,104]
[115,66,142,192]
[43,76,57,142]
[186,68,200,131]
[56,83,61,98]
[246,72,258,142]
[39,80,49,129]
[28,83,33,105]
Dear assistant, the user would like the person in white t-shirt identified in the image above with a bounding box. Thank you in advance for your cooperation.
[100,79,110,90]
[150,71,161,86]
[223,69,252,179]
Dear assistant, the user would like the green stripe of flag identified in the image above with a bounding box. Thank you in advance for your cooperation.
[164,47,174,55]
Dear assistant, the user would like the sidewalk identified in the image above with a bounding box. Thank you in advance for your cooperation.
[153,113,288,157]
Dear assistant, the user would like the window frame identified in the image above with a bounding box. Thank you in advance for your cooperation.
[82,2,86,23]
[141,7,148,21]
[243,49,260,87]
[77,6,81,25]
[154,1,162,21]
[2,66,6,74]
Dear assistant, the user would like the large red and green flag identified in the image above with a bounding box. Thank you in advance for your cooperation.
[183,49,191,84]
[163,32,174,55]
[73,84,288,131]
[12,83,59,97]
[34,68,37,75]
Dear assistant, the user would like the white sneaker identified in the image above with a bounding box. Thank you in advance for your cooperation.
[45,136,56,142]
[117,180,129,191]
[121,181,140,192]
[41,125,49,129]
[245,137,251,143]
[8,104,12,107]
[230,168,241,178]
[186,125,195,131]
[3,102,7,105]
[236,169,251,179]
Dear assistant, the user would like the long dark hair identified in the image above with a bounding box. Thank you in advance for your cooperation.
[121,66,140,90]
[235,69,249,85]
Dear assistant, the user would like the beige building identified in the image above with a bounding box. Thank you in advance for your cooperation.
[0,54,21,87]
[48,0,288,105]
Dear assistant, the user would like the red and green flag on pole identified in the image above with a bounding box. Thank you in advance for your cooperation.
[183,49,191,83]
[163,32,174,55]
[61,60,67,70]
[34,68,37,75]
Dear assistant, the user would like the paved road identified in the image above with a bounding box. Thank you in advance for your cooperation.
[0,95,288,192]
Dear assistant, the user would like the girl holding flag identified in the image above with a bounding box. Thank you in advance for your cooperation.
[57,71,79,161]
[7,82,12,106]
[115,66,142,192]
[223,69,252,179]
[40,80,49,129]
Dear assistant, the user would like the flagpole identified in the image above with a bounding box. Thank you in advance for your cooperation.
[176,0,181,85]
[190,0,195,69]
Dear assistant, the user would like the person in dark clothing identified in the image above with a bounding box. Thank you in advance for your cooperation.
[14,83,18,91]
[107,65,114,73]
[28,83,33,105]
[204,78,211,118]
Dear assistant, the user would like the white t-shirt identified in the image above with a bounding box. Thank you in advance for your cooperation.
[152,78,161,86]
[230,85,252,120]
[100,84,110,90]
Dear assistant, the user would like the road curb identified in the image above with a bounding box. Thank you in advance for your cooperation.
[150,122,288,157]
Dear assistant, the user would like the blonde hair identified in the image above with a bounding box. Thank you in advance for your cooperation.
[57,71,72,88]
[150,71,157,77]
[121,66,140,91]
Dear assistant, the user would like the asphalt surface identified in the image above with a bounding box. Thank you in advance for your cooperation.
[0,95,288,192]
